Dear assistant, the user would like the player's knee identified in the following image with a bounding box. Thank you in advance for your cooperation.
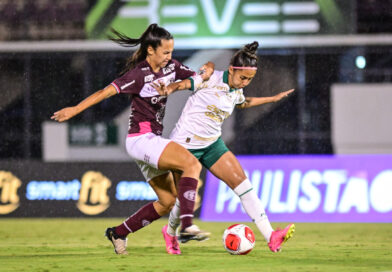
[229,174,247,189]
[185,155,202,174]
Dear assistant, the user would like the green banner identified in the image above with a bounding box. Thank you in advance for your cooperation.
[86,0,355,43]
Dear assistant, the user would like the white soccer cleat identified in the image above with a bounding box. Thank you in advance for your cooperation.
[178,224,211,243]
[105,227,128,255]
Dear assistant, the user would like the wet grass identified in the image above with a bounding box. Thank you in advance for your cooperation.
[0,218,391,272]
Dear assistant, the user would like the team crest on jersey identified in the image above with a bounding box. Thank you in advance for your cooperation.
[144,74,154,83]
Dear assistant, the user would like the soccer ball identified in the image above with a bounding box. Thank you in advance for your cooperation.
[222,224,255,255]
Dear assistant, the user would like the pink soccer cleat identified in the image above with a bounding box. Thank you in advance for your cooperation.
[268,223,295,252]
[162,225,181,255]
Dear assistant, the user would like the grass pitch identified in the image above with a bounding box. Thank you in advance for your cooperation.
[0,218,391,272]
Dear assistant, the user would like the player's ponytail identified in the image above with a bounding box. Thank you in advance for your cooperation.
[230,41,259,69]
[110,24,173,74]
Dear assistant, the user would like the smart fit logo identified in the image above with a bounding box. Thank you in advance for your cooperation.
[77,171,111,215]
[0,171,21,214]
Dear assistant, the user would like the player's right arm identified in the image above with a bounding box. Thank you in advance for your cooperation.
[51,84,117,122]
[153,63,215,96]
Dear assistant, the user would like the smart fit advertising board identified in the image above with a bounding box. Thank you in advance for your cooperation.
[0,161,160,217]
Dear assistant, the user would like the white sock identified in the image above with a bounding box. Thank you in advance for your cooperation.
[234,179,274,242]
[167,198,181,236]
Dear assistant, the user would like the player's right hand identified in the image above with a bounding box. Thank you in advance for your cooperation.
[51,107,77,122]
[199,62,214,81]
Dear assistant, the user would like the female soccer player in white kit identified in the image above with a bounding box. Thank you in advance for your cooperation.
[156,41,295,254]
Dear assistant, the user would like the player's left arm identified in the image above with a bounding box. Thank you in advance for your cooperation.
[236,89,294,109]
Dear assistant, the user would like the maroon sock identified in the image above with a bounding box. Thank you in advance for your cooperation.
[178,177,198,231]
[115,202,160,237]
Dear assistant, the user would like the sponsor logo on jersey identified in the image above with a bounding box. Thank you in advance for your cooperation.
[144,74,155,83]
[121,80,135,90]
[139,85,159,97]
[151,96,166,104]
[141,67,150,71]
[162,67,173,74]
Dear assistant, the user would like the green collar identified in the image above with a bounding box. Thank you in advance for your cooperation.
[223,70,237,92]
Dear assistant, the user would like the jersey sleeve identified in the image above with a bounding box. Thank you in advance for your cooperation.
[111,69,142,94]
[190,71,220,92]
[173,59,196,81]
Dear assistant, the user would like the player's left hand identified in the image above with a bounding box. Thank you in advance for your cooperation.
[274,89,295,102]
[51,107,78,122]
[151,80,172,96]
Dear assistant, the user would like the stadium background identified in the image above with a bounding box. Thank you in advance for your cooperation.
[0,0,391,223]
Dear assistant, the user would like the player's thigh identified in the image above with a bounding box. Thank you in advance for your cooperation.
[158,141,200,173]
[126,133,171,169]
[209,151,247,189]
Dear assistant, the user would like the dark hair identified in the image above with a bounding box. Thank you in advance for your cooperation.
[110,24,173,74]
[230,41,259,68]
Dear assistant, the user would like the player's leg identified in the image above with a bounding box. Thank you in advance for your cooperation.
[124,133,203,233]
[106,170,176,255]
[209,151,274,240]
[162,171,182,254]
[106,134,179,255]
[208,145,294,252]
[157,141,209,241]
[115,171,176,237]
[166,171,182,236]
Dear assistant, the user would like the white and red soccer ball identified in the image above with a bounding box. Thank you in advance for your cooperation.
[222,224,255,255]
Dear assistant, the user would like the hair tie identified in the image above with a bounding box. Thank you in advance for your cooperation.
[231,66,257,70]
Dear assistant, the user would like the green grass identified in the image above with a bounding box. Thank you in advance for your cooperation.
[0,218,391,272]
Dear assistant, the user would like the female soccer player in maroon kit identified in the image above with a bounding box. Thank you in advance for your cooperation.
[51,24,213,255]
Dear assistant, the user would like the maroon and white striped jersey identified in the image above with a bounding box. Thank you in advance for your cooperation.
[111,59,195,135]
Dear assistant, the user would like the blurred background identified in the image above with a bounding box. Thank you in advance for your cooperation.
[0,0,391,221]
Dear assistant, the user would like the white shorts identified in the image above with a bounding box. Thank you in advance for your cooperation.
[126,132,171,181]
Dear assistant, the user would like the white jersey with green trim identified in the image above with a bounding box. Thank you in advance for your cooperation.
[170,70,245,149]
